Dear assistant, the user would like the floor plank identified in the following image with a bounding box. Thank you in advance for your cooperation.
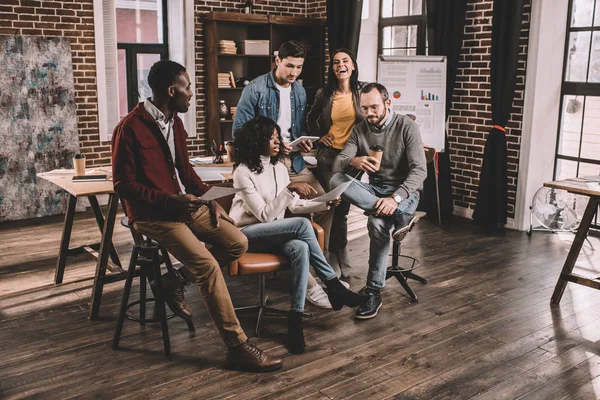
[1,207,600,399]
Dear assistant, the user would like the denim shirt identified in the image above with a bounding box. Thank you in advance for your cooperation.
[233,70,308,173]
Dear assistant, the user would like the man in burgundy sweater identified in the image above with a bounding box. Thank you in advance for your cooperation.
[112,60,281,372]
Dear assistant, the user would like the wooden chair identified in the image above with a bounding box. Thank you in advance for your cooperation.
[218,195,322,336]
[112,217,194,357]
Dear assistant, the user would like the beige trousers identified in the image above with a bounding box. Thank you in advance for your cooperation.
[133,206,248,348]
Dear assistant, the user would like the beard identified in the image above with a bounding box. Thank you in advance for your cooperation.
[366,111,387,127]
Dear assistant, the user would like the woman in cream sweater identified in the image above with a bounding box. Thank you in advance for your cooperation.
[230,116,367,355]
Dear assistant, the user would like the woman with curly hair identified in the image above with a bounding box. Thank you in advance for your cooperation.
[229,116,367,355]
[307,48,364,281]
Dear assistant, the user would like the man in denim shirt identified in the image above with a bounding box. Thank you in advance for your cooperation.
[233,41,323,197]
[233,41,337,309]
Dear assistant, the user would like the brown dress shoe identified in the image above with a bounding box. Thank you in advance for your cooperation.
[151,270,193,320]
[225,341,283,372]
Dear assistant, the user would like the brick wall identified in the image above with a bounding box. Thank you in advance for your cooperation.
[448,0,531,218]
[1,0,533,219]
[0,0,108,166]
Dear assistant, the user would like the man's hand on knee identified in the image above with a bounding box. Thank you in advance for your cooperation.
[209,200,235,227]
[375,197,398,217]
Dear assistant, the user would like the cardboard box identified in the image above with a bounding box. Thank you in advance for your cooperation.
[240,40,270,55]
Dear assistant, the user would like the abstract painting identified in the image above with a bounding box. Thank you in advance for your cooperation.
[0,35,80,221]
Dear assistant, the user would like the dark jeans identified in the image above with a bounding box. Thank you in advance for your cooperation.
[317,146,350,251]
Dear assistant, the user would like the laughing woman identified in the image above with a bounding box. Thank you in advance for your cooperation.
[307,48,364,280]
[229,116,367,354]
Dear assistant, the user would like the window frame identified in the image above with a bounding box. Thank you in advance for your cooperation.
[554,0,600,178]
[378,0,427,56]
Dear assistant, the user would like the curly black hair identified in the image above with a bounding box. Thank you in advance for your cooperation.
[233,116,283,174]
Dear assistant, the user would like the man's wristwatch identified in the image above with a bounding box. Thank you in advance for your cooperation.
[392,194,403,204]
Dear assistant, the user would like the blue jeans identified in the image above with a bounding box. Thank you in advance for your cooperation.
[240,217,337,312]
[330,173,419,290]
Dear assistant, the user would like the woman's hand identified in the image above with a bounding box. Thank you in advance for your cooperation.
[319,133,335,147]
[327,197,341,208]
[281,141,293,154]
[287,182,318,199]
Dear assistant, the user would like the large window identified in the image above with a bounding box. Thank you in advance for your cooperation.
[116,0,169,116]
[555,0,600,180]
[379,0,427,56]
[94,0,193,141]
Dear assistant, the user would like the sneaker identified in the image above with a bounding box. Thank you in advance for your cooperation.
[355,287,382,320]
[226,341,283,372]
[316,277,350,290]
[306,284,332,309]
[392,214,417,243]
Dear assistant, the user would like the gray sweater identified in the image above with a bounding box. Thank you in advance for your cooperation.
[333,112,427,199]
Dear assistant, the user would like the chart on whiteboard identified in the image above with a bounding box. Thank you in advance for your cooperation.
[378,57,446,151]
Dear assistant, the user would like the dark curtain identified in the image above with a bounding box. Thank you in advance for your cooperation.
[420,0,467,221]
[473,0,524,230]
[326,0,363,56]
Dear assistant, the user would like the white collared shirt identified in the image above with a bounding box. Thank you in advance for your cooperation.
[143,99,186,194]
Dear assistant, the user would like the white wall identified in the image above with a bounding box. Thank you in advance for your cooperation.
[514,0,569,230]
[357,0,379,82]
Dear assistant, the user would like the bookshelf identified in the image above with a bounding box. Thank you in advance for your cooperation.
[202,11,325,147]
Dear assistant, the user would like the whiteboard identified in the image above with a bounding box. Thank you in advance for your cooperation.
[377,56,447,152]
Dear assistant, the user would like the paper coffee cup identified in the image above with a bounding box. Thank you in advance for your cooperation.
[73,154,86,176]
[369,145,383,171]
[225,141,236,162]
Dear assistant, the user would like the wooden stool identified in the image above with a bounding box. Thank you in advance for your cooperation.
[112,218,194,357]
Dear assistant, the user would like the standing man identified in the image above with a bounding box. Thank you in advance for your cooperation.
[233,40,322,195]
[112,60,282,372]
[330,83,427,320]
[233,40,339,308]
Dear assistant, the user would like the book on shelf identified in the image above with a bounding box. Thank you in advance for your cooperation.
[218,40,237,55]
[217,71,236,88]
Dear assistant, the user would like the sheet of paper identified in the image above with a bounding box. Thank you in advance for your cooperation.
[311,179,353,202]
[44,168,75,175]
[303,156,317,165]
[197,186,242,201]
[195,170,225,182]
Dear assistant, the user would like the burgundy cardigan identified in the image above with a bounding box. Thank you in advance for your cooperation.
[112,103,210,223]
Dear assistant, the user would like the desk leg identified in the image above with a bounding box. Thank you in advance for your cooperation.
[550,196,598,304]
[89,194,119,320]
[88,195,122,268]
[55,194,77,284]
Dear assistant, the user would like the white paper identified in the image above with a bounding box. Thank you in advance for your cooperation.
[195,170,225,182]
[44,168,75,175]
[303,156,317,165]
[311,180,353,203]
[197,186,242,201]
[289,136,320,151]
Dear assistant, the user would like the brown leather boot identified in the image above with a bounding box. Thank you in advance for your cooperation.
[225,341,283,372]
[151,270,192,320]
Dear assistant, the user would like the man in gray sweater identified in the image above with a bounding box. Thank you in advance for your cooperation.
[330,82,427,319]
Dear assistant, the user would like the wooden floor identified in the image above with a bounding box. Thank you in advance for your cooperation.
[2,207,600,399]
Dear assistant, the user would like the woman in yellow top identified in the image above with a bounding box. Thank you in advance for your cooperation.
[307,48,364,280]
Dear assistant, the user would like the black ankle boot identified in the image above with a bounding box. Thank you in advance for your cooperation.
[287,311,305,354]
[324,278,369,310]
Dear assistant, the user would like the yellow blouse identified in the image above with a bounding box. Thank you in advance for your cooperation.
[328,91,356,149]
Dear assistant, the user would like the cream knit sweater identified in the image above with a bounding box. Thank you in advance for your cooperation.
[229,156,328,227]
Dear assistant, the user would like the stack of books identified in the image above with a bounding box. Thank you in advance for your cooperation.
[218,40,237,54]
[230,106,237,120]
[218,72,236,88]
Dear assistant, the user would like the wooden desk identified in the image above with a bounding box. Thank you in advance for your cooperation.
[37,169,123,320]
[544,177,600,304]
